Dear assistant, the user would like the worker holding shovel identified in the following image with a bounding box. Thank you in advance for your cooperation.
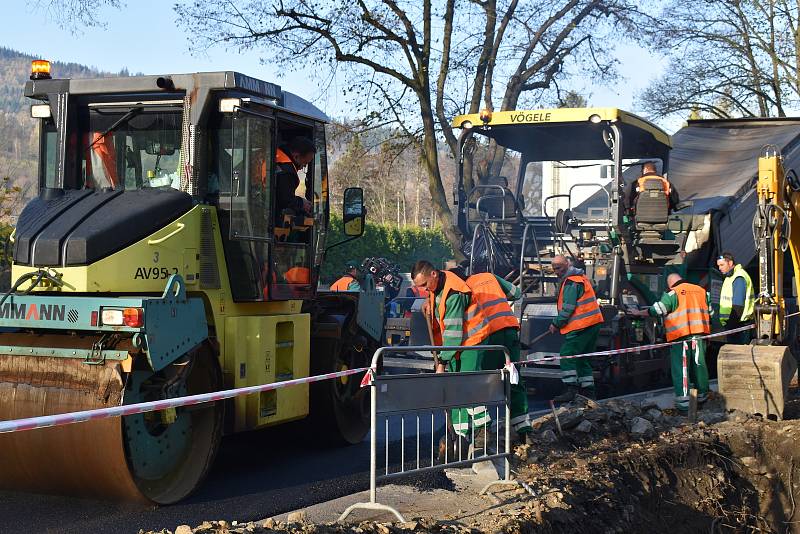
[412,260,476,460]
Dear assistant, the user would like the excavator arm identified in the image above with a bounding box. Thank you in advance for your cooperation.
[716,147,799,420]
[753,148,800,342]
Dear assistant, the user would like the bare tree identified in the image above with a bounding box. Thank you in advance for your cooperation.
[28,0,122,31]
[176,0,648,250]
[640,0,800,119]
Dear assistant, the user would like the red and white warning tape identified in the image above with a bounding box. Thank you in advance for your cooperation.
[0,366,369,434]
[3,312,798,434]
[521,308,800,365]
[519,324,757,366]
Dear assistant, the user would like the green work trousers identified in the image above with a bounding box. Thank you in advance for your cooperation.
[670,335,708,411]
[477,328,531,435]
[449,328,533,437]
[447,349,491,438]
[559,323,600,390]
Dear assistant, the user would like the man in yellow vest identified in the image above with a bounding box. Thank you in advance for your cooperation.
[716,252,754,344]
[632,273,711,413]
[330,261,361,291]
[550,255,605,402]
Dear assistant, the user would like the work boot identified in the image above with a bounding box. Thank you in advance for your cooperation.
[578,387,596,400]
[552,385,579,403]
[438,433,470,463]
[471,426,498,457]
[472,425,489,451]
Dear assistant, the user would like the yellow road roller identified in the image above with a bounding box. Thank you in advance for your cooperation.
[0,62,384,504]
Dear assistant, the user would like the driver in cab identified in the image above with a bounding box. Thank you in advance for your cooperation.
[275,136,315,223]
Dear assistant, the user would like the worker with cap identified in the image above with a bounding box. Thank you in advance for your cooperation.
[412,259,485,456]
[550,255,604,402]
[632,273,711,413]
[330,261,361,291]
[716,252,754,344]
[463,270,532,442]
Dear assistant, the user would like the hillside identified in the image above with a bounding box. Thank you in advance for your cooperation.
[0,47,123,217]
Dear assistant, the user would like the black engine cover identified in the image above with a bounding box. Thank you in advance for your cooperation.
[14,188,193,267]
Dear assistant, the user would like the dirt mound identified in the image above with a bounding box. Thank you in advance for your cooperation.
[497,397,800,533]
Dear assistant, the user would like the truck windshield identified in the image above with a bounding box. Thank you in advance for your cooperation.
[76,104,183,190]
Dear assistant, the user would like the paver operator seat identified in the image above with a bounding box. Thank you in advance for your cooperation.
[633,177,670,232]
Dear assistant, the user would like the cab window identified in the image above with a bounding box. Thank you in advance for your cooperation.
[76,105,183,190]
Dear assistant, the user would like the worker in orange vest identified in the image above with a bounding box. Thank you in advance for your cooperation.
[275,136,315,225]
[632,273,711,413]
[412,260,475,458]
[550,255,604,402]
[330,261,361,291]
[626,161,680,214]
[464,271,532,441]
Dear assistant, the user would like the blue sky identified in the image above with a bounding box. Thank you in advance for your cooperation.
[4,0,677,130]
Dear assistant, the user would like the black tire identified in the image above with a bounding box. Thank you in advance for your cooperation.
[308,337,374,446]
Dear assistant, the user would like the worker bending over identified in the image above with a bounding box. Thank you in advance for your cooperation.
[550,255,604,402]
[411,261,489,446]
[716,252,754,344]
[633,273,711,413]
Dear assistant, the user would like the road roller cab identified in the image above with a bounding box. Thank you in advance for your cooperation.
[0,62,382,503]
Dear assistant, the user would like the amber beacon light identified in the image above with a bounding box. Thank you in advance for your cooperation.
[30,60,52,80]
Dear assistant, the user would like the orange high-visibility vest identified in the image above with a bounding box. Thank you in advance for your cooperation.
[330,275,356,291]
[428,270,471,346]
[276,148,296,169]
[285,266,310,284]
[463,273,519,345]
[636,175,671,195]
[557,275,604,334]
[664,282,710,341]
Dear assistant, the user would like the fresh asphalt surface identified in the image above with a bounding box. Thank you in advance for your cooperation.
[0,419,384,534]
[0,409,456,534]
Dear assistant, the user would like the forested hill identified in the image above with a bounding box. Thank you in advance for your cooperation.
[0,47,126,218]
[0,47,122,112]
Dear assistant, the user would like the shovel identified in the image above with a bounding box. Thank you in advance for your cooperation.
[424,306,441,371]
[521,329,552,350]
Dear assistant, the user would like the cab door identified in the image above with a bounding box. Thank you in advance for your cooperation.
[221,108,274,301]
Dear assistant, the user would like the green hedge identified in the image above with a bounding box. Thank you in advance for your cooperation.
[322,215,453,282]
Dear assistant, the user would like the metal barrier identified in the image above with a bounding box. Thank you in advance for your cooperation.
[339,345,521,523]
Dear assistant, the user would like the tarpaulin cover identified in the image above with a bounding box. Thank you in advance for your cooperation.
[669,120,800,214]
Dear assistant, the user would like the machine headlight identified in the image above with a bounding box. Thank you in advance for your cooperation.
[30,104,51,119]
[219,98,241,113]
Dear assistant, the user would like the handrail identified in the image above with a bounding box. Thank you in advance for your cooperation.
[519,222,546,299]
[370,344,511,370]
[148,223,185,245]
